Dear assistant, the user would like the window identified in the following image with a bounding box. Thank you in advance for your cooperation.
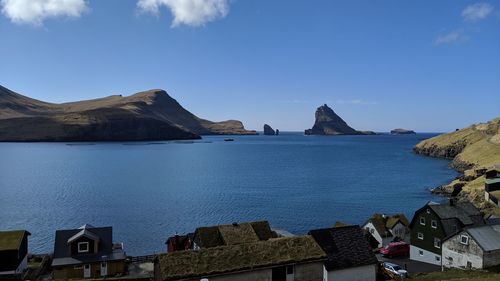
[426,209,431,214]
[420,217,426,225]
[435,256,441,261]
[431,220,437,229]
[419,250,424,256]
[418,232,424,240]
[370,229,374,234]
[434,238,441,248]
[286,265,294,275]
[460,235,469,245]
[78,242,89,253]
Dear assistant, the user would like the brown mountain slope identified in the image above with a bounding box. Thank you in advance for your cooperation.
[0,85,255,141]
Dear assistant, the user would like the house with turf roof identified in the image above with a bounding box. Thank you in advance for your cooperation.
[0,230,31,276]
[51,224,126,280]
[309,225,378,281]
[409,200,485,265]
[154,235,327,281]
[361,213,410,248]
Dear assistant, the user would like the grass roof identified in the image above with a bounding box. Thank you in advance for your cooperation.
[218,223,259,245]
[0,230,29,251]
[156,236,326,281]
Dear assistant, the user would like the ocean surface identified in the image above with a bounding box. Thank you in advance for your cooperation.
[0,133,458,255]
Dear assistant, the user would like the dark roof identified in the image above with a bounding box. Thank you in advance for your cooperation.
[52,225,125,266]
[193,221,274,248]
[364,213,409,238]
[410,201,485,237]
[309,225,378,271]
[0,230,30,251]
[155,236,326,281]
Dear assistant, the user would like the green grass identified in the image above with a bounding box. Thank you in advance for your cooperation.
[409,269,500,281]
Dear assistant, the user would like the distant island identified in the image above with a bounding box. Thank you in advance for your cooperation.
[391,128,416,135]
[263,124,278,135]
[414,117,500,214]
[305,104,375,135]
[0,85,256,141]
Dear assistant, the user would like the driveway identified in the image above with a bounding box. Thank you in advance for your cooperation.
[376,254,441,274]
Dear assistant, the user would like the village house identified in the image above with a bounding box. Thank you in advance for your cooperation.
[362,213,410,248]
[154,235,326,281]
[484,167,500,207]
[442,224,500,269]
[165,233,193,252]
[309,225,379,281]
[0,230,31,276]
[409,200,485,265]
[51,224,126,280]
[191,220,277,250]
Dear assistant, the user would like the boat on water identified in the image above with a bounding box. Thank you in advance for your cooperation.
[224,138,235,142]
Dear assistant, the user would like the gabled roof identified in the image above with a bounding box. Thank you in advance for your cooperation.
[465,225,500,252]
[364,213,409,237]
[155,236,326,281]
[309,225,378,271]
[0,230,30,251]
[52,225,125,266]
[67,229,100,244]
[193,221,274,248]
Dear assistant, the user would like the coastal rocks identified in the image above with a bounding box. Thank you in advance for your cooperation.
[263,124,276,135]
[0,85,256,141]
[391,128,416,135]
[304,104,370,135]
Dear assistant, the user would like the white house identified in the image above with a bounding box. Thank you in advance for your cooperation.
[362,214,410,248]
[309,226,378,281]
[442,224,500,269]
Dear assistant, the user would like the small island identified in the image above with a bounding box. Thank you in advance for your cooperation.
[305,104,374,135]
[390,128,416,135]
[263,124,276,135]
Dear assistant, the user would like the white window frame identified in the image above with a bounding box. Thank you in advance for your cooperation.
[418,232,424,240]
[78,242,90,253]
[431,220,437,229]
[420,217,426,225]
[460,235,469,245]
[434,238,441,249]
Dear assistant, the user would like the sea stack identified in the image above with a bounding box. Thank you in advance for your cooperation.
[304,104,370,135]
[391,128,416,135]
[263,124,276,135]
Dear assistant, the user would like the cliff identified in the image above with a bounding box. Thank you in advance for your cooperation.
[304,104,371,135]
[0,85,256,141]
[263,124,276,135]
[414,118,500,212]
[391,128,416,135]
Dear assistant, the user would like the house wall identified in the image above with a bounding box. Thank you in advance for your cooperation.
[327,264,377,281]
[483,250,500,268]
[390,222,409,242]
[410,245,442,266]
[442,231,483,269]
[293,262,325,281]
[53,260,125,280]
[363,222,384,248]
[410,208,445,259]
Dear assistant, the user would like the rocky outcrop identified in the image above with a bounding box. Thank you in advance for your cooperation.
[0,85,256,141]
[391,128,416,135]
[304,104,371,135]
[263,124,276,135]
[414,118,500,212]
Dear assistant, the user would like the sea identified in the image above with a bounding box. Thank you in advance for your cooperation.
[0,133,458,255]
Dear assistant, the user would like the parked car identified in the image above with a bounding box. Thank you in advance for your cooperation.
[380,241,409,257]
[383,262,408,278]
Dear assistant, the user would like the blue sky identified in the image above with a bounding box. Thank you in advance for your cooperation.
[0,0,499,132]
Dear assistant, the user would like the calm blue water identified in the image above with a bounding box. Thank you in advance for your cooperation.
[0,133,457,255]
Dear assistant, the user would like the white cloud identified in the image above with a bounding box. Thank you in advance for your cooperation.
[137,0,229,27]
[0,0,88,25]
[435,30,466,45]
[462,3,494,21]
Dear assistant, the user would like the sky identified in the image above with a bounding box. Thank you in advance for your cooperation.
[0,0,499,132]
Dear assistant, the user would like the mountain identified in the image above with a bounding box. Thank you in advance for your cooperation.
[0,85,256,141]
[304,104,373,135]
[391,128,416,135]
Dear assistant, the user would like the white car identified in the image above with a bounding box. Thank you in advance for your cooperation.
[383,262,408,278]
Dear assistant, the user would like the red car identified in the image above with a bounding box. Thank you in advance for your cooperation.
[380,241,409,257]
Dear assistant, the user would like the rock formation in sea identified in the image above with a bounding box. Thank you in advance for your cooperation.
[0,85,256,141]
[276,129,280,135]
[413,118,500,212]
[263,124,276,135]
[304,104,372,135]
[391,128,416,135]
